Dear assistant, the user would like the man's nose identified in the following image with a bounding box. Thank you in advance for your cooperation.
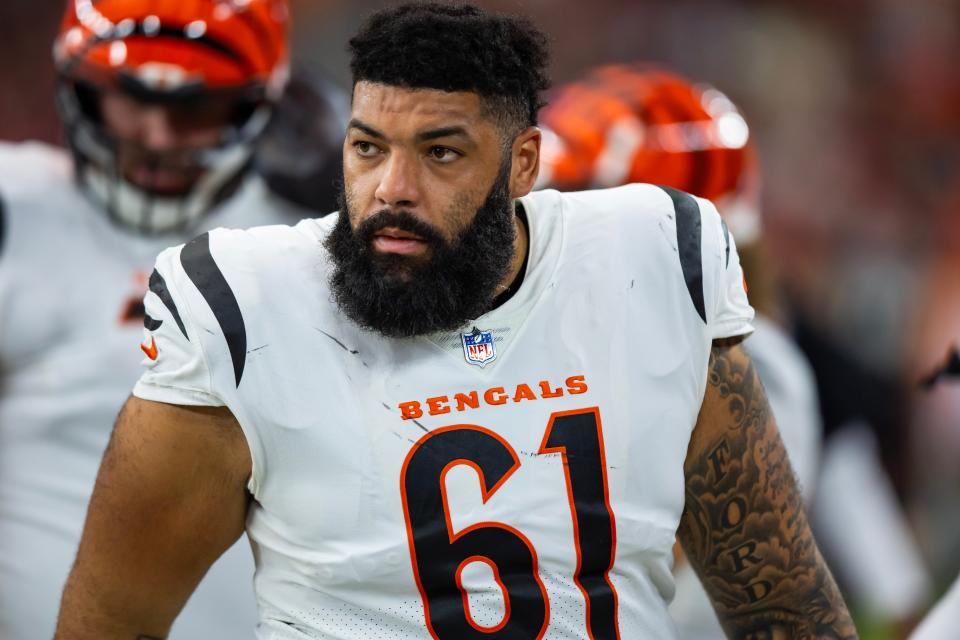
[374,151,420,208]
[139,106,179,150]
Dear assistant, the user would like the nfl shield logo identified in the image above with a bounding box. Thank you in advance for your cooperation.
[461,328,497,367]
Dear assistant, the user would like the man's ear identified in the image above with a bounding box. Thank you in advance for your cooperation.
[509,126,542,198]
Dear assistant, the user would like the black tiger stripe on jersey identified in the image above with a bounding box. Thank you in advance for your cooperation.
[658,185,706,323]
[149,269,188,339]
[180,232,247,387]
[721,218,731,268]
[143,314,163,331]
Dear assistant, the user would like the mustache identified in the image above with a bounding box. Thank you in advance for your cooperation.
[355,209,447,248]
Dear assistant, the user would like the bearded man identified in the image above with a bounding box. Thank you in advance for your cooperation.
[57,4,856,639]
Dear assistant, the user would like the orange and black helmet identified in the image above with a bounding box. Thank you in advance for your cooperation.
[52,0,290,233]
[538,64,761,242]
[54,0,289,98]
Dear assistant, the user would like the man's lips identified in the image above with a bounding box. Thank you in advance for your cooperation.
[128,166,196,193]
[372,227,429,255]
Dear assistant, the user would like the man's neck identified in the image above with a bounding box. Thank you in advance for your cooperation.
[489,202,529,311]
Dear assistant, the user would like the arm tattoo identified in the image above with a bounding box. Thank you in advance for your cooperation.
[678,343,858,639]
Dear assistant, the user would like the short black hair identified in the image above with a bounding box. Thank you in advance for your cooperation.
[348,2,550,138]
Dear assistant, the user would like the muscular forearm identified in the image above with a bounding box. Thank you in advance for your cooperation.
[55,613,165,640]
[687,538,856,639]
[679,342,857,639]
[56,574,169,640]
[54,517,180,640]
[703,542,856,639]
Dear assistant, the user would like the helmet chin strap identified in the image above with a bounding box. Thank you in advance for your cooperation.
[80,140,252,234]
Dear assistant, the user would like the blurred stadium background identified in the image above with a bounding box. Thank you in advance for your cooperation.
[3,0,959,637]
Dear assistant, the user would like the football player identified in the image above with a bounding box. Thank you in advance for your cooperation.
[0,1,315,638]
[910,353,960,639]
[255,66,350,214]
[535,65,823,639]
[57,3,857,638]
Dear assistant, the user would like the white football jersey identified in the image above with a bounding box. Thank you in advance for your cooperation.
[0,141,309,639]
[133,184,753,639]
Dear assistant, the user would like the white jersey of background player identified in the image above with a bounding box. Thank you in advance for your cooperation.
[535,66,823,639]
[57,4,856,639]
[0,1,309,638]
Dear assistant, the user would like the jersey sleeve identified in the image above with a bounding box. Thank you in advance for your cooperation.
[132,245,223,407]
[697,195,755,340]
[132,231,270,497]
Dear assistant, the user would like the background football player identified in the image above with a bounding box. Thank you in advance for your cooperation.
[906,318,960,640]
[0,1,325,637]
[255,65,349,215]
[538,63,936,637]
[536,63,823,639]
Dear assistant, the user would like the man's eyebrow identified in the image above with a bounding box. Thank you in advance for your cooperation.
[348,119,387,141]
[416,126,472,143]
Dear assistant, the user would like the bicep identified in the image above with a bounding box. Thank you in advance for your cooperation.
[57,396,251,637]
[677,341,856,637]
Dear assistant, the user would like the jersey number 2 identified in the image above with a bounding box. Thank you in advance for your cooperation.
[400,407,619,639]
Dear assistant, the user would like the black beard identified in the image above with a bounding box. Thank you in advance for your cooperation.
[325,160,516,338]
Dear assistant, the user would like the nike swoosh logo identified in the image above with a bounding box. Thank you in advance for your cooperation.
[140,336,158,361]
